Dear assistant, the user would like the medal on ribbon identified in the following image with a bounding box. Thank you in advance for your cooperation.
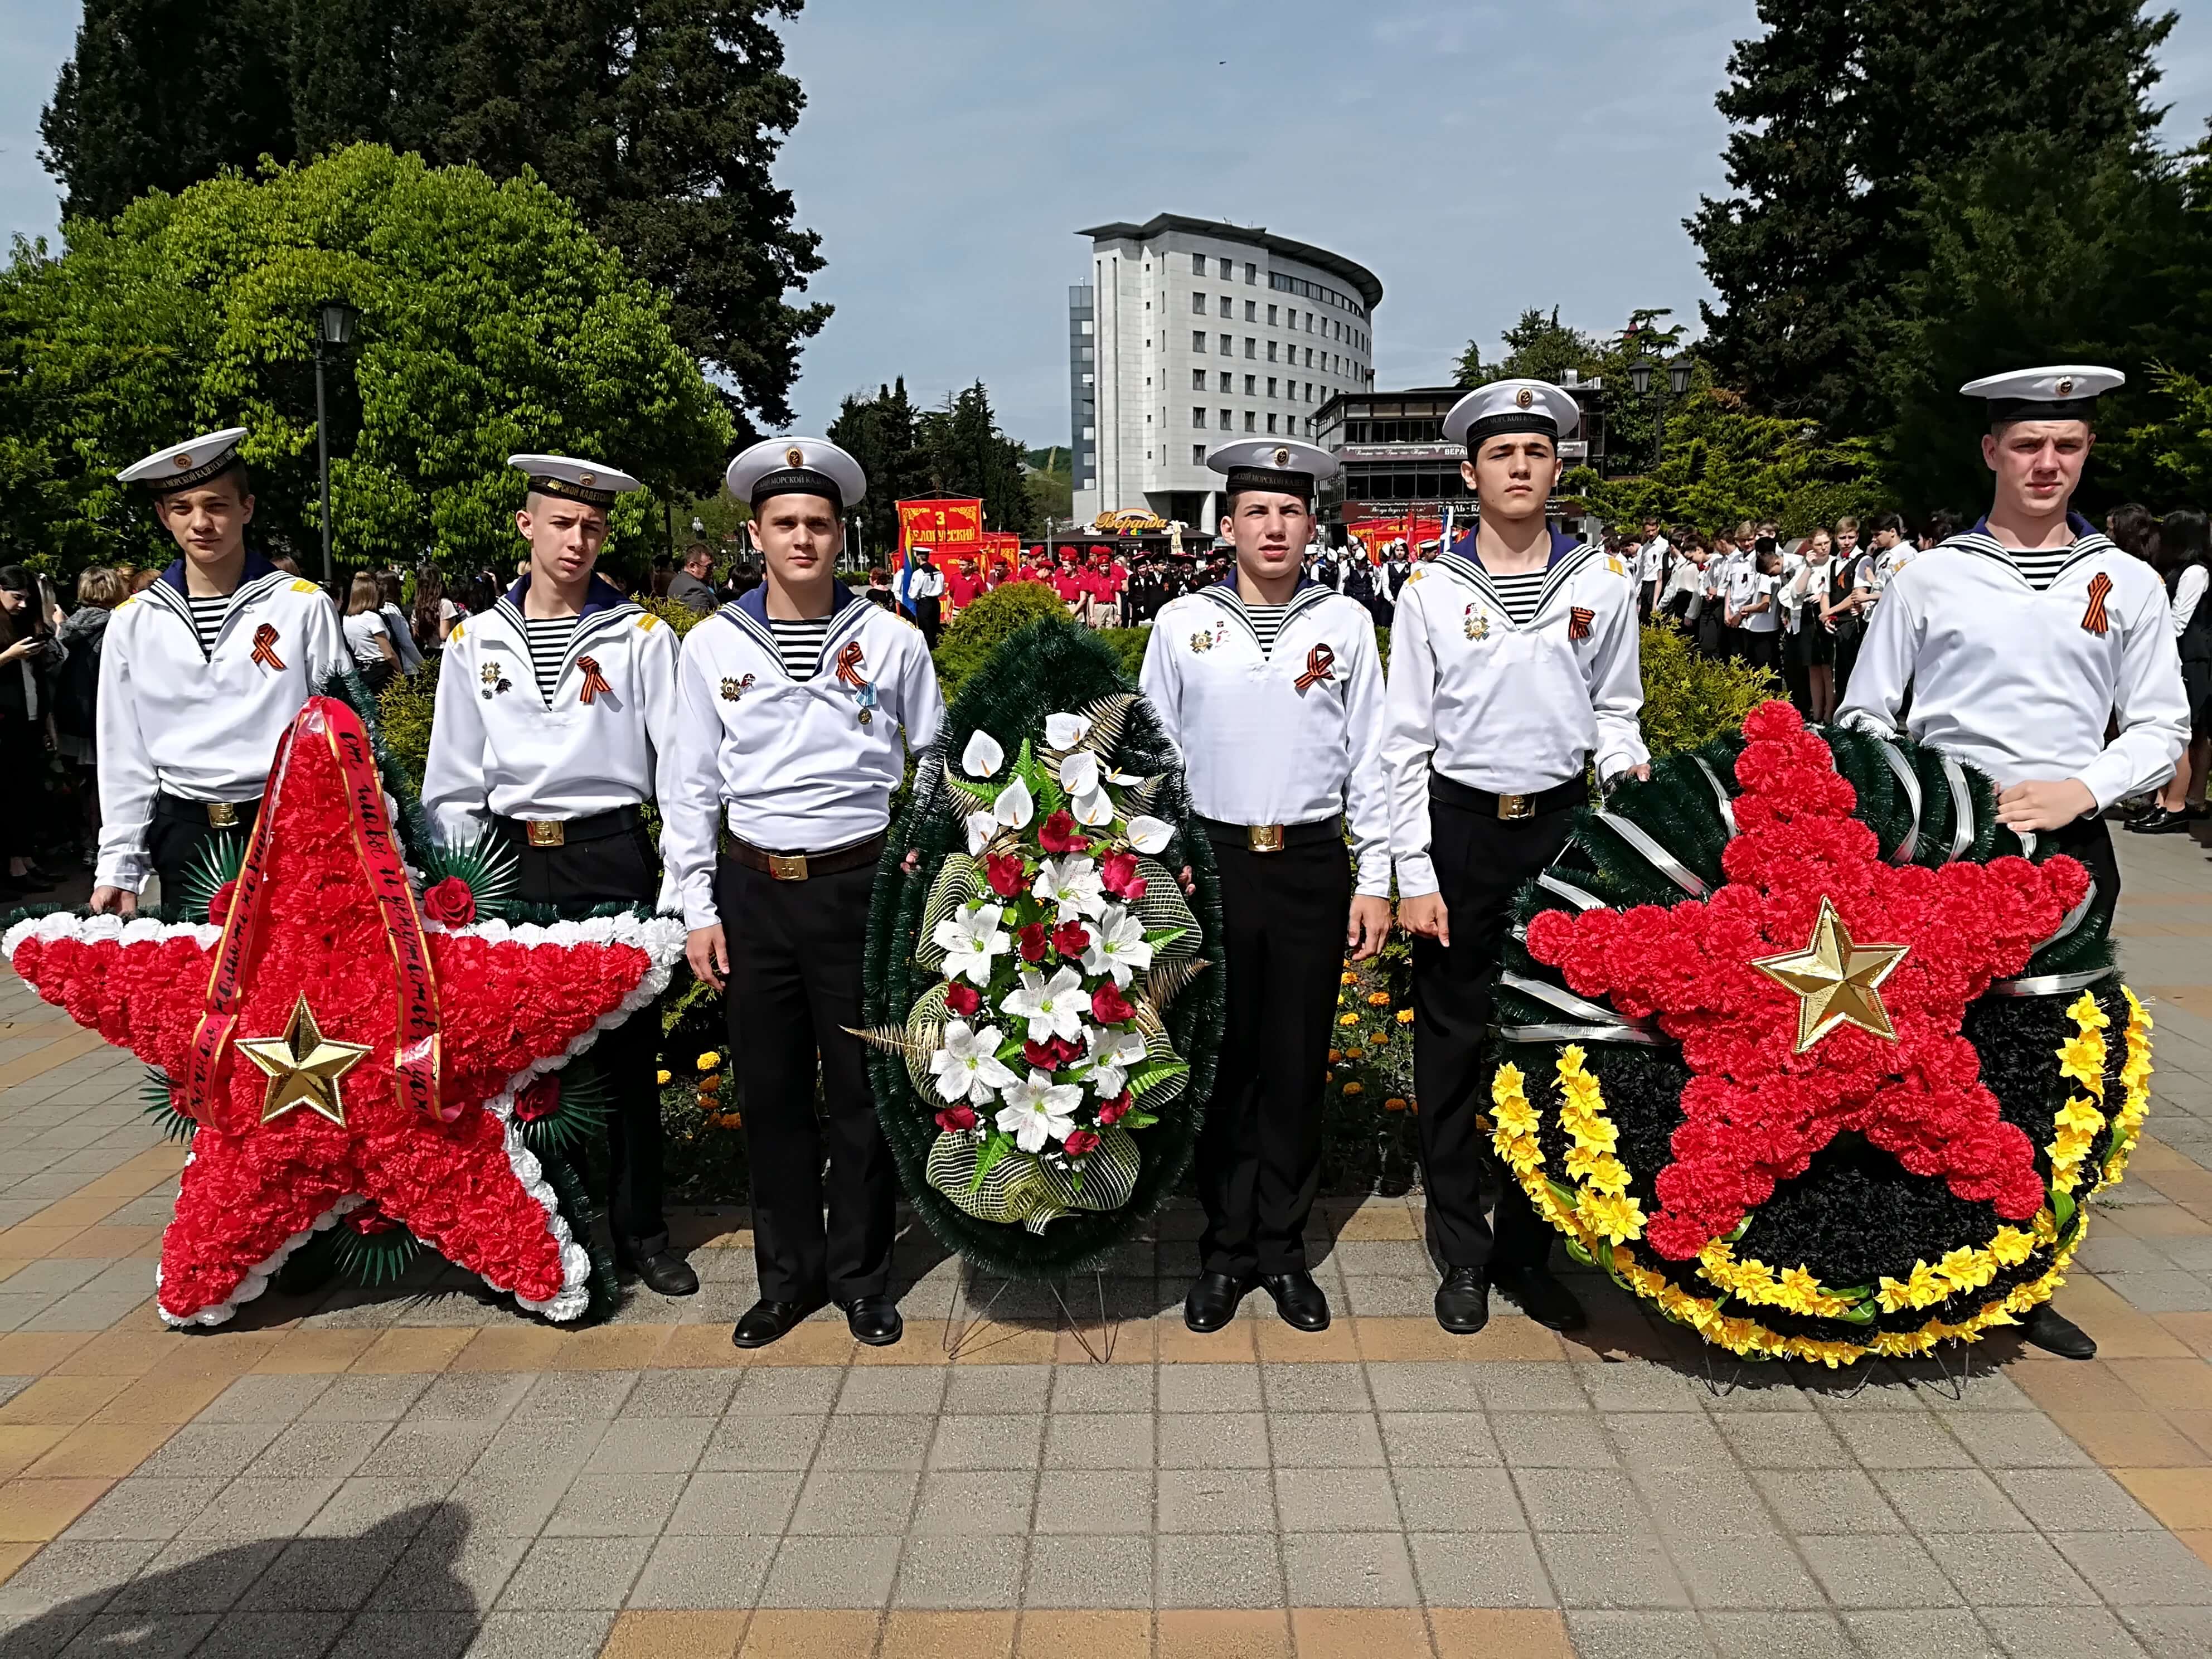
[835,641,874,725]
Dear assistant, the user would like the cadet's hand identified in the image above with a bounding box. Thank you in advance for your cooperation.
[1627,763,1651,783]
[1177,865,1195,898]
[686,923,730,992]
[1398,892,1449,948]
[89,886,137,917]
[900,848,921,876]
[1997,778,2097,835]
[1346,895,1391,962]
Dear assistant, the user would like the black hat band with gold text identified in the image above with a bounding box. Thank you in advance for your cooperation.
[526,475,619,509]
[1463,410,1561,449]
[1986,397,2102,425]
[140,452,246,496]
[749,467,845,513]
[1222,466,1316,501]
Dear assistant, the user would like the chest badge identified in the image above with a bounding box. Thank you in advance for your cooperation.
[479,659,512,699]
[249,623,285,671]
[833,640,875,725]
[1463,605,1490,642]
[1191,623,1225,653]
[2080,573,2112,636]
[721,673,755,703]
[576,655,612,705]
[1568,606,1595,642]
[1294,643,1336,693]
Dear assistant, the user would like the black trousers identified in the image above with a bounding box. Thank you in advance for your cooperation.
[148,797,260,905]
[1197,838,1351,1279]
[718,855,895,1303]
[1411,795,1578,1273]
[2048,814,2121,911]
[914,596,942,648]
[500,817,668,1256]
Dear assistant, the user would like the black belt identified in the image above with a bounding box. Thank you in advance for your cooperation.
[494,804,644,850]
[1198,814,1341,853]
[1429,774,1584,822]
[155,792,259,830]
[721,830,885,882]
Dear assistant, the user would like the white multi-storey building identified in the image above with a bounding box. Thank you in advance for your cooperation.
[1070,214,1382,531]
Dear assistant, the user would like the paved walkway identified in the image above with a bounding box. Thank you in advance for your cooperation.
[3,832,2211,1658]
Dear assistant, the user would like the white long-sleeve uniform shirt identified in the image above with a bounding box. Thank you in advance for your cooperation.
[1382,535,1647,898]
[1138,578,1393,896]
[663,584,945,930]
[421,575,685,908]
[1837,518,2187,811]
[95,555,348,893]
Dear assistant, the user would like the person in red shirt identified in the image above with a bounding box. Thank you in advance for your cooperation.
[945,557,979,614]
[1050,553,1086,613]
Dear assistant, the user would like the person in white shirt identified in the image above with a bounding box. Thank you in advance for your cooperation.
[343,575,401,691]
[906,549,945,646]
[2130,507,2210,836]
[1636,516,1671,622]
[421,454,696,1299]
[91,428,347,915]
[1839,365,2187,1361]
[665,438,945,1351]
[376,573,424,675]
[1382,379,1649,1336]
[1140,439,1393,1337]
[1726,541,1784,672]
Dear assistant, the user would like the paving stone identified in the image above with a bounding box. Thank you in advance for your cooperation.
[1493,1411,1619,1468]
[1575,1360,1705,1413]
[301,1480,454,1539]
[1750,1468,1901,1532]
[411,1374,534,1422]
[1995,1468,2162,1531]
[1408,1530,1553,1606]
[698,1411,824,1472]
[1871,1466,2034,1531]
[181,1478,347,1540]
[2048,1527,2212,1605]
[910,1469,1036,1535]
[1268,1410,1386,1468]
[1159,1533,1289,1608]
[1282,1531,1417,1607]
[1665,1530,1824,1609]
[1844,1609,2002,1659]
[355,1422,500,1482]
[584,1417,714,1475]
[132,1422,282,1481]
[493,1536,651,1611]
[1798,1534,1964,1608]
[324,1607,478,1659]
[439,1469,571,1537]
[1047,1364,1151,1414]
[60,1478,225,1542]
[1157,1467,1274,1533]
[104,1539,285,1614]
[1703,1609,1859,1659]
[788,1469,920,1535]
[187,1607,348,1659]
[1979,1605,2162,1659]
[836,1366,950,1414]
[1920,1530,2101,1607]
[663,1471,803,1536]
[1042,1411,1149,1470]
[314,1374,435,1421]
[1563,1609,1716,1658]
[245,1420,393,1482]
[928,1413,1044,1471]
[1259,1362,1370,1412]
[624,1532,775,1609]
[620,1370,743,1420]
[1713,1411,1853,1469]
[732,1368,842,1415]
[1607,1411,1731,1469]
[460,1610,614,1659]
[1158,1413,1264,1468]
[541,1471,686,1537]
[1023,1533,1151,1608]
[0,1539,162,1617]
[1946,1411,2097,1469]
[1511,1465,1653,1532]
[1032,1468,1151,1535]
[1390,1465,1524,1531]
[1365,1360,1485,1413]
[2123,1605,2212,1659]
[1273,1466,1399,1531]
[1536,1532,1690,1609]
[1157,1364,1261,1414]
[1376,1410,1502,1467]
[892,1534,1025,1609]
[943,1365,1051,1414]
[377,1525,531,1612]
[46,1609,216,1658]
[816,1413,934,1471]
[756,1534,900,1609]
[236,1532,410,1611]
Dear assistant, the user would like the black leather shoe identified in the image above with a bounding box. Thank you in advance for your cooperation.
[2126,808,2173,834]
[1434,1266,1490,1335]
[1260,1270,1330,1332]
[2141,808,2203,836]
[844,1294,904,1347]
[619,1248,698,1298]
[1183,1270,1251,1333]
[1498,1264,1587,1332]
[2024,1304,2098,1360]
[731,1297,823,1349]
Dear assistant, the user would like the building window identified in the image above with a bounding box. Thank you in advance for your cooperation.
[1191,253,1205,274]
[1268,377,1278,398]
[1192,444,1206,464]
[1244,338,1256,359]
[1219,333,1231,354]
[1191,368,1205,390]
[1218,295,1231,318]
[1192,407,1206,429]
[1266,414,1278,434]
[1192,291,1206,314]
[1220,408,1232,430]
[1244,300,1256,322]
[1218,372,1230,392]
[1267,341,1278,363]
[1218,257,1232,278]
[1080,319,1094,335]
[1081,373,1093,385]
[1305,347,1314,367]
[1079,346,1093,362]
[1083,425,1095,440]
[1084,477,1096,488]
[1193,331,1207,352]
[1245,261,1257,284]
[1244,375,1255,395]
[1244,411,1256,433]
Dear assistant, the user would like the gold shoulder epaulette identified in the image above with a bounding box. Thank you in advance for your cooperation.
[448,622,465,643]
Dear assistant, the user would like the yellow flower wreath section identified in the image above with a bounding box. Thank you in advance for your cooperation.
[1487,987,2154,1366]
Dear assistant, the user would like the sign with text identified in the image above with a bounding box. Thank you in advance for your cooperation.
[896,498,983,570]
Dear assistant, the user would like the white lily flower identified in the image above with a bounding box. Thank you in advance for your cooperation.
[929,1020,1018,1106]
[932,901,1010,987]
[1080,901,1154,987]
[1032,855,1106,922]
[996,1069,1083,1152]
[1001,964,1086,1042]
[961,729,1005,779]
[1070,787,1115,827]
[1076,1023,1148,1098]
[963,811,997,855]
[1045,711,1092,750]
[1124,814,1173,855]
[992,776,1034,830]
[1058,751,1100,797]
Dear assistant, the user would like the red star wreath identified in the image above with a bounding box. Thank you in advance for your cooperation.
[1524,702,2088,1263]
[3,698,683,1326]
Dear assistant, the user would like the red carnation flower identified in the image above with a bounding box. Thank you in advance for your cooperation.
[424,877,477,926]
[985,852,1028,898]
[1051,919,1092,958]
[344,1202,401,1236]
[1039,811,1089,853]
[515,1075,560,1123]
[206,880,238,928]
[944,982,982,1017]
[1097,1092,1131,1126]
[935,1104,979,1133]
[1023,1039,1063,1070]
[1063,1128,1100,1157]
[1017,922,1050,963]
[1091,982,1134,1025]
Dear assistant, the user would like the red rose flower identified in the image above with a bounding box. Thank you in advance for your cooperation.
[1062,1128,1100,1157]
[944,982,982,1017]
[1097,1092,1131,1126]
[424,877,477,926]
[985,852,1028,898]
[1023,1039,1063,1070]
[1038,811,1089,853]
[1100,850,1141,896]
[1055,1035,1087,1065]
[515,1075,560,1123]
[1051,919,1093,958]
[1017,922,1050,963]
[206,880,238,928]
[1091,982,1134,1025]
[935,1104,978,1133]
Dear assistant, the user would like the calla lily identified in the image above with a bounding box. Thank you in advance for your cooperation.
[964,811,998,855]
[961,729,1005,779]
[1071,787,1115,827]
[1125,814,1173,855]
[992,776,1034,830]
[1045,711,1092,750]
[1058,751,1100,797]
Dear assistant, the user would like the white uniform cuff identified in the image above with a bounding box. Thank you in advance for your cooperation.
[1394,854,1438,898]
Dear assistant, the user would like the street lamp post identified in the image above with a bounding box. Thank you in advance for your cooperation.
[311,301,359,592]
[1628,357,1694,472]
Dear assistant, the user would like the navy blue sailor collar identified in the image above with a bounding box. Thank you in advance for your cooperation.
[1964,510,2099,542]
[724,579,875,679]
[733,578,865,627]
[157,549,282,597]
[1448,527,1582,572]
[1953,511,2115,584]
[500,570,632,618]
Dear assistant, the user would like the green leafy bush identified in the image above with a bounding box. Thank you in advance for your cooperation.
[376,654,440,798]
[1094,625,1151,682]
[931,581,1072,698]
[1637,623,1782,757]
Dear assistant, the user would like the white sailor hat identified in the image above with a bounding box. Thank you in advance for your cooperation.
[1206,438,1341,500]
[726,437,867,511]
[116,427,250,494]
[508,454,643,510]
[1442,379,1582,449]
[1959,365,2124,424]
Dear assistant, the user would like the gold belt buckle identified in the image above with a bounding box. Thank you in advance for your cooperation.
[1497,793,1533,822]
[525,820,565,848]
[1247,824,1285,853]
[768,852,809,881]
[205,802,238,828]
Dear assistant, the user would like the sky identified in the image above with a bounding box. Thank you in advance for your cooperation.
[4,1,2211,451]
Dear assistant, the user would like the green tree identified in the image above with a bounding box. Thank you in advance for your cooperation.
[918,382,1035,536]
[1690,0,2176,436]
[1455,307,1600,387]
[826,378,932,555]
[0,143,732,578]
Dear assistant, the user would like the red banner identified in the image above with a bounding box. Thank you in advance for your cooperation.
[896,498,983,570]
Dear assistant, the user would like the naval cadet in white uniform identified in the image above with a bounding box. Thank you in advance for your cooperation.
[1382,379,1650,1336]
[664,439,945,1350]
[422,455,697,1298]
[1840,366,2187,1360]
[91,428,348,916]
[1139,439,1393,1336]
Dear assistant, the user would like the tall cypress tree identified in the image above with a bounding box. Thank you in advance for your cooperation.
[828,378,932,556]
[1690,0,2175,437]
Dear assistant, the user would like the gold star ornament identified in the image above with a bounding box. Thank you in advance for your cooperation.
[237,995,371,1126]
[1750,897,1910,1054]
